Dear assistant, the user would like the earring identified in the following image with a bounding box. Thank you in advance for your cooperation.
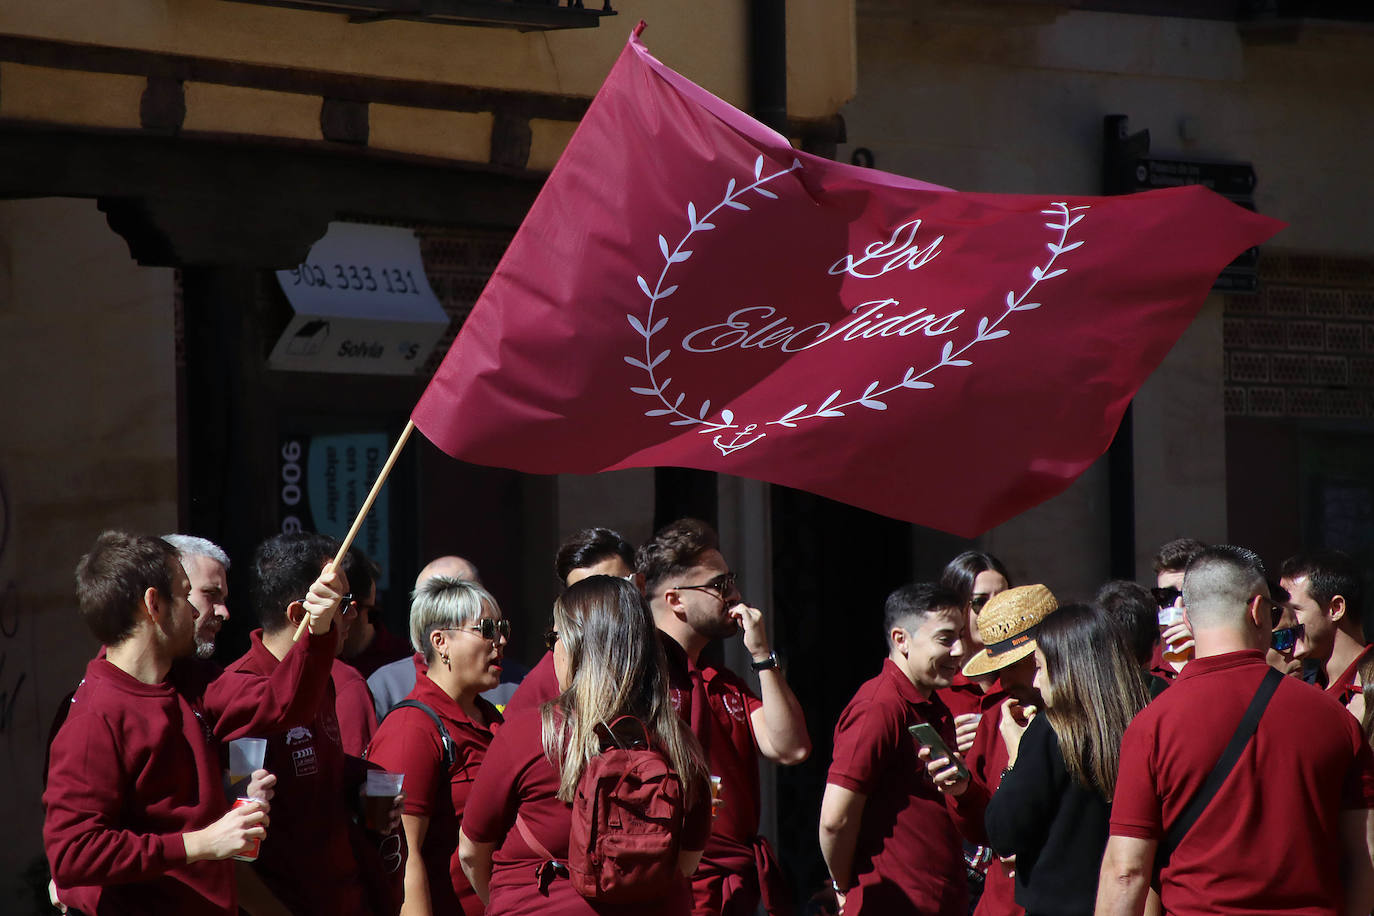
[442,653,450,667]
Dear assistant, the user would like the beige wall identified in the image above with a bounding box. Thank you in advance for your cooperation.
[1132,297,1230,578]
[0,199,176,907]
[0,0,855,128]
[845,1,1374,587]
[843,2,1374,252]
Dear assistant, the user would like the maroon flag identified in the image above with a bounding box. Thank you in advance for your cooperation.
[413,24,1283,537]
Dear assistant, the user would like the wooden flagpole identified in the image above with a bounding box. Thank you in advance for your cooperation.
[292,419,416,642]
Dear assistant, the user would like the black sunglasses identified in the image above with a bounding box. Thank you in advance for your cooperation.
[447,618,510,642]
[1265,597,1285,629]
[970,594,993,613]
[1151,586,1181,610]
[1271,623,1305,653]
[672,572,738,601]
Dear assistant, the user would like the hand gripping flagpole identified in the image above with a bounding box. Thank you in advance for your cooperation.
[292,419,416,643]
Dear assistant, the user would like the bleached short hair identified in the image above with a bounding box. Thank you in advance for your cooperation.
[409,576,500,663]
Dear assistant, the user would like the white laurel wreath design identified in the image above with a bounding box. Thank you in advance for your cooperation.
[626,159,1089,457]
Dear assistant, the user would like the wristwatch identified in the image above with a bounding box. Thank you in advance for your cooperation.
[750,652,780,672]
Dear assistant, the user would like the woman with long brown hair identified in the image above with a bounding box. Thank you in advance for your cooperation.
[981,603,1150,916]
[458,576,711,915]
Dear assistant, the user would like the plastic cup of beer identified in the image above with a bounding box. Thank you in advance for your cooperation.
[231,797,263,861]
[364,771,404,832]
[227,738,267,799]
[1157,604,1193,664]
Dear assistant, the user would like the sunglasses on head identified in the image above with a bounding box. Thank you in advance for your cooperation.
[1151,586,1181,610]
[1271,623,1304,653]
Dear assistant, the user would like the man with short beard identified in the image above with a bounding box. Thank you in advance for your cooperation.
[163,534,232,660]
[44,531,344,914]
[640,518,810,916]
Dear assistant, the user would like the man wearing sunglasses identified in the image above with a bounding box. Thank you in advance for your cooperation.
[1281,549,1370,705]
[1148,538,1207,680]
[1098,545,1374,916]
[639,518,810,916]
[1266,579,1305,678]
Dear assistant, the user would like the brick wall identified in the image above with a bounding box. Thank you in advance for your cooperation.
[1224,252,1374,419]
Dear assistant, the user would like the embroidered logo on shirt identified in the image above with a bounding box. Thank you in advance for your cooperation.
[321,710,341,747]
[285,726,313,746]
[723,693,747,722]
[292,745,318,777]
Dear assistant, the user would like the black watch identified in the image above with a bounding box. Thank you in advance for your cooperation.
[751,652,780,672]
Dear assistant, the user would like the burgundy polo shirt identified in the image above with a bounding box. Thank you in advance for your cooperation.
[1147,641,1179,682]
[1328,643,1374,706]
[827,659,967,916]
[503,650,561,715]
[1112,650,1374,915]
[947,689,1022,916]
[367,670,501,916]
[938,671,986,718]
[660,636,765,867]
[332,659,379,756]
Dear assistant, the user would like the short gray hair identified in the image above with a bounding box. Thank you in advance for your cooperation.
[162,534,231,571]
[409,576,500,663]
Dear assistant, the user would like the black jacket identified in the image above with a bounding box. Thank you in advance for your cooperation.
[983,713,1112,916]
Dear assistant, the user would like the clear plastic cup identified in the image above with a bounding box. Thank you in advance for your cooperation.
[364,771,404,832]
[227,738,267,798]
[1158,604,1193,664]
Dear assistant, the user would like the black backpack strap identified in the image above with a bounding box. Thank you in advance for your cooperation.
[386,700,457,770]
[1160,667,1282,860]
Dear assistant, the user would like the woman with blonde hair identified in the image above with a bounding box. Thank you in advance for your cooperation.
[458,576,711,915]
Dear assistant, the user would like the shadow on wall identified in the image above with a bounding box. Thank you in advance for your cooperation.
[0,469,52,914]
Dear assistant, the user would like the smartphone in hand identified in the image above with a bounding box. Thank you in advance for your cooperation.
[908,723,969,781]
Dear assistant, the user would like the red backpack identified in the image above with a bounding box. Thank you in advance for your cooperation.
[517,716,685,902]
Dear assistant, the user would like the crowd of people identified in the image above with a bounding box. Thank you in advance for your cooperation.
[38,523,1374,916]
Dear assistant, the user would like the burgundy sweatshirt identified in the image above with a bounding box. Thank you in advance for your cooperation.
[226,631,372,915]
[44,631,336,915]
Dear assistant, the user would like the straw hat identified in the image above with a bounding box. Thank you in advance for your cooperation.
[961,584,1058,678]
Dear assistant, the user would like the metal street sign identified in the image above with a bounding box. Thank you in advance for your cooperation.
[1133,157,1257,198]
